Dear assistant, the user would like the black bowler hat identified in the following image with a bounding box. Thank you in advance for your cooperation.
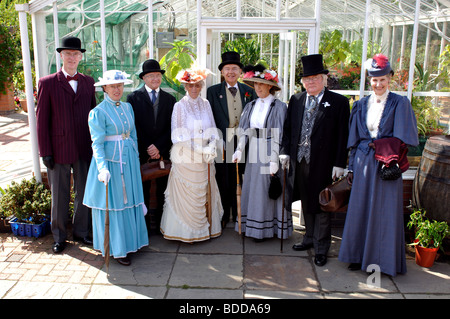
[300,54,329,77]
[218,51,244,71]
[56,36,86,53]
[139,59,166,79]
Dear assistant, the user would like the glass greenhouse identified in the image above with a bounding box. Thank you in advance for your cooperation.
[14,0,450,180]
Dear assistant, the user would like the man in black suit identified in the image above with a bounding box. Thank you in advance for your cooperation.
[207,52,257,228]
[127,59,176,230]
[279,54,350,267]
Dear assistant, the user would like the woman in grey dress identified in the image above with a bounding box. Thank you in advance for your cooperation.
[232,64,292,240]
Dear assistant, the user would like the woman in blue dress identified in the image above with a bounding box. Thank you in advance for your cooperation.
[338,55,418,276]
[83,70,148,266]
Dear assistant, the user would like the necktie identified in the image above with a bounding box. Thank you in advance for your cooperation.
[67,74,78,81]
[308,95,317,110]
[151,90,157,104]
[228,87,237,97]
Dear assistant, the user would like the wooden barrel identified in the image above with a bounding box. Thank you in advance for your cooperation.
[413,135,450,224]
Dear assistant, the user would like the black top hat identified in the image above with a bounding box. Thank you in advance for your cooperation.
[139,59,165,79]
[56,36,86,53]
[300,54,329,77]
[218,51,244,71]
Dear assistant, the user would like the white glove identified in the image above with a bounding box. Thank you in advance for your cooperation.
[332,166,345,180]
[232,150,242,163]
[279,155,290,170]
[98,169,111,185]
[202,144,217,157]
[204,152,216,163]
[270,161,279,175]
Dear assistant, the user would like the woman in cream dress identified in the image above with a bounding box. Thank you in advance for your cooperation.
[160,66,223,243]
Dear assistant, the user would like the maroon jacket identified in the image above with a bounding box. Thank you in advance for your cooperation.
[36,70,96,164]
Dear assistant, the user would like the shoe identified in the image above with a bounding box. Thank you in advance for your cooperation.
[52,242,66,254]
[116,256,131,266]
[292,243,313,251]
[348,263,362,271]
[73,236,93,246]
[253,238,265,243]
[314,254,327,267]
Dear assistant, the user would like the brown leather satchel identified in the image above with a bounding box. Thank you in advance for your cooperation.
[140,159,171,182]
[319,175,352,212]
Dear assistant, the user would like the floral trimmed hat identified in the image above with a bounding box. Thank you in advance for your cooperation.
[242,64,281,91]
[365,54,394,77]
[176,63,212,84]
[94,70,133,87]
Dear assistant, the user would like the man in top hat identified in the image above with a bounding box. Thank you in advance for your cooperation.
[279,54,350,266]
[207,51,257,228]
[127,59,176,230]
[36,36,96,253]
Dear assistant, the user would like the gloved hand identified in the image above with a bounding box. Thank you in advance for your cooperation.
[42,156,55,170]
[279,154,290,170]
[232,150,242,163]
[270,161,279,175]
[98,169,111,185]
[202,144,217,157]
[332,166,345,180]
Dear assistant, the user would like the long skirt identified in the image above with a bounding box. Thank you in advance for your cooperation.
[92,205,149,258]
[236,135,293,239]
[338,148,406,277]
[160,143,223,243]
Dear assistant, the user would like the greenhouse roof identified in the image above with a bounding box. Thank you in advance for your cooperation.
[26,0,449,41]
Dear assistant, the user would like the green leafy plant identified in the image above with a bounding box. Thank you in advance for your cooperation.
[159,39,196,99]
[160,39,196,85]
[407,208,449,250]
[0,23,21,95]
[0,177,51,224]
[222,37,262,66]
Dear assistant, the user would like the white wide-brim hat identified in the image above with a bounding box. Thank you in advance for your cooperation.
[94,70,134,87]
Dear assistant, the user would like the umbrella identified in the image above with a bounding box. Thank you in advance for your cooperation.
[104,183,110,270]
[207,163,212,236]
[236,162,242,234]
[280,166,287,252]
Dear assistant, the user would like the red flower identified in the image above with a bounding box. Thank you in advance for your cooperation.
[245,92,251,98]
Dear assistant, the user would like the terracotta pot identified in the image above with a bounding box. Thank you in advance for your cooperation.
[19,99,27,112]
[415,244,439,268]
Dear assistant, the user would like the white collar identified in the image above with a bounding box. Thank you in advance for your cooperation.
[61,67,77,78]
[145,85,160,93]
[226,83,238,89]
[259,94,274,104]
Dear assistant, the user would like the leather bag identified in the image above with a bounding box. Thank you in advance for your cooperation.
[140,159,171,182]
[319,175,352,212]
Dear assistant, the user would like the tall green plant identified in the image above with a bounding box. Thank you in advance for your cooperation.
[222,37,262,66]
[159,39,196,86]
[0,0,31,94]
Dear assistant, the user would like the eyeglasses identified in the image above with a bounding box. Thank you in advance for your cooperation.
[61,51,82,58]
[222,66,241,73]
[302,75,323,83]
[143,73,162,80]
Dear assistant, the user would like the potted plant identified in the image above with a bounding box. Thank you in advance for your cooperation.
[0,186,13,232]
[0,177,52,238]
[407,208,450,268]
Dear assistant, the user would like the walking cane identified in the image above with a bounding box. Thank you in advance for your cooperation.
[236,162,242,234]
[104,183,110,270]
[207,163,212,236]
[280,165,287,253]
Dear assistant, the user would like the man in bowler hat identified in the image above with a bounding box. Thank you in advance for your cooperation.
[207,51,257,228]
[36,36,96,253]
[279,54,349,266]
[127,59,176,230]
